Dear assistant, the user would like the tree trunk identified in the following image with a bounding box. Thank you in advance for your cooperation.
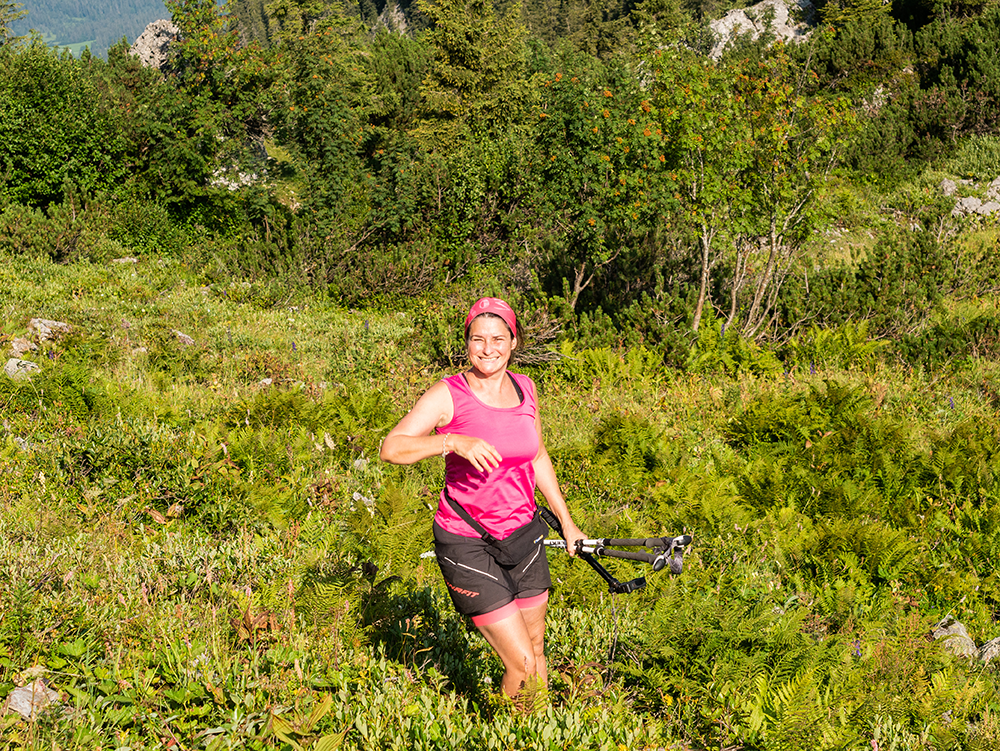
[691,220,715,332]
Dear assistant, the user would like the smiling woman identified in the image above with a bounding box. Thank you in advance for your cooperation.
[380,297,585,704]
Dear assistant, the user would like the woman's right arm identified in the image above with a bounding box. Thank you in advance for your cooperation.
[380,381,455,465]
[380,380,503,472]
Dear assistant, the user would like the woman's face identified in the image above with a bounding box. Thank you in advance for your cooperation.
[466,315,516,377]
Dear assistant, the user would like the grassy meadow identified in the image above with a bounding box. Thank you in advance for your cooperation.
[2,249,1000,750]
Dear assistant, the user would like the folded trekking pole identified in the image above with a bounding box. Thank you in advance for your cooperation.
[539,506,692,595]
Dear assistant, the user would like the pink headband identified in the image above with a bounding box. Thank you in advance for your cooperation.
[464,297,517,338]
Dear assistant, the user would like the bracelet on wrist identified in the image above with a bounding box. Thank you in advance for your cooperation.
[442,434,450,457]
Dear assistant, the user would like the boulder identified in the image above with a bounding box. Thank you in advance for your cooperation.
[28,318,71,342]
[932,616,979,660]
[987,177,1000,202]
[980,637,1000,666]
[130,19,179,70]
[2,680,60,720]
[10,337,36,357]
[4,358,39,381]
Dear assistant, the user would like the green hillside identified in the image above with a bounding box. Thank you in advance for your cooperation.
[2,0,1000,746]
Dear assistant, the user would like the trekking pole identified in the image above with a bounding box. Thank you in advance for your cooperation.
[539,507,649,594]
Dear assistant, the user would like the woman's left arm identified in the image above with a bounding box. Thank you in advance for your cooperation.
[533,414,586,556]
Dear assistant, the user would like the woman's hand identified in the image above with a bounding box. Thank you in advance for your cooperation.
[560,519,586,558]
[446,434,503,473]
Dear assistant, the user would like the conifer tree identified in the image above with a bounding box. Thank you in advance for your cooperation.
[413,0,536,147]
[0,0,27,45]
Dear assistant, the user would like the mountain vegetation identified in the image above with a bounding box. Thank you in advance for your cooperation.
[2,0,1000,747]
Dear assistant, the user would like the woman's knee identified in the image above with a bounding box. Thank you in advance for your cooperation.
[500,647,537,679]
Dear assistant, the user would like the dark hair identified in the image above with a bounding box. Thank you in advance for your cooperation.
[464,312,516,348]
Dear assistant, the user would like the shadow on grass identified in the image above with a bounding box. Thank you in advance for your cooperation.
[360,580,496,711]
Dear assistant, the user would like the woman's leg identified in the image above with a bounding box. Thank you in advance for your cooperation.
[518,600,548,687]
[476,599,548,697]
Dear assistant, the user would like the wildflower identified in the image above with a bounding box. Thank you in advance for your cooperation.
[604,89,612,97]
[628,118,635,125]
[603,109,610,118]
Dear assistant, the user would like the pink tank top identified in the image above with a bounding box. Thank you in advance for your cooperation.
[435,372,540,539]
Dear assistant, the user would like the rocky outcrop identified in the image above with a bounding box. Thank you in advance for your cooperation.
[945,175,1000,218]
[709,0,814,60]
[376,2,409,33]
[130,19,178,70]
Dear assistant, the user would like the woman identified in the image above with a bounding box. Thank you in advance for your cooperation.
[380,297,585,699]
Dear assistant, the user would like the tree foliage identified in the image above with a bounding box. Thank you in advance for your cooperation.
[0,39,130,206]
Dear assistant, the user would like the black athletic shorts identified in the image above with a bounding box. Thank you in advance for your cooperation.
[433,520,552,619]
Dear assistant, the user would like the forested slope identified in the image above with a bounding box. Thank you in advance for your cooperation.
[8,0,169,57]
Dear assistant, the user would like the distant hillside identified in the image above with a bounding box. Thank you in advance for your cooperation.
[10,0,170,57]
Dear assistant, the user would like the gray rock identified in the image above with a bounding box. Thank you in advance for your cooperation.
[111,257,139,265]
[173,330,195,346]
[978,200,1000,216]
[953,196,982,217]
[130,19,178,70]
[28,318,71,342]
[987,177,1000,202]
[377,1,409,33]
[932,616,979,659]
[2,680,60,719]
[10,337,36,357]
[940,178,957,197]
[4,358,39,381]
[980,637,1000,665]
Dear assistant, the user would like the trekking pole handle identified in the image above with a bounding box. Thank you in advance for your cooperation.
[544,540,657,565]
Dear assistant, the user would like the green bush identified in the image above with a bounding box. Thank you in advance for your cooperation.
[0,40,130,207]
[778,229,955,340]
[897,310,1000,368]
